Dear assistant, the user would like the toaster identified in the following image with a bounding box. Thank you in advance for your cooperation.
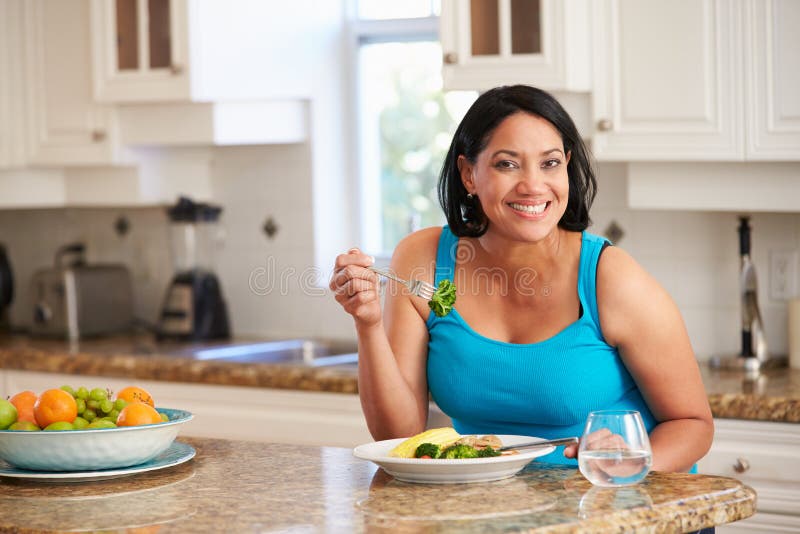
[30,263,134,340]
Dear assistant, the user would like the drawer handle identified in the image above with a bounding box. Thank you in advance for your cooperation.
[733,457,750,473]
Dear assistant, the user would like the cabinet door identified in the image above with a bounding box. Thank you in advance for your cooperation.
[0,0,27,168]
[91,0,191,102]
[744,0,800,160]
[23,0,117,166]
[440,0,590,91]
[591,0,743,161]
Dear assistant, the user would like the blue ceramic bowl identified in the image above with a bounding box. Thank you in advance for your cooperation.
[0,408,193,471]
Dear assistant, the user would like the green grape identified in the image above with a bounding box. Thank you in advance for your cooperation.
[76,398,86,415]
[72,417,89,429]
[76,387,89,400]
[86,419,116,429]
[89,388,108,402]
[87,399,101,411]
[99,399,113,414]
[83,409,97,421]
[107,409,120,421]
[113,398,128,411]
[60,385,75,397]
[44,421,74,431]
[160,413,169,422]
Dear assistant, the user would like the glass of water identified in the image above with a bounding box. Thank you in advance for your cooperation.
[578,410,652,487]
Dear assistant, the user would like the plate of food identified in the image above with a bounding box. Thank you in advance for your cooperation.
[353,428,556,484]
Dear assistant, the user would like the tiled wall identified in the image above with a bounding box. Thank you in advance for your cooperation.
[1,155,798,360]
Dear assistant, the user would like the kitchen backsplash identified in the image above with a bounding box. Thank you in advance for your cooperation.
[0,152,798,361]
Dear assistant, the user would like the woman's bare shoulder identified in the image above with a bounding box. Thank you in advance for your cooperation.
[596,244,677,344]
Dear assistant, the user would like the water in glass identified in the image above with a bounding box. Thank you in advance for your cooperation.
[578,410,653,487]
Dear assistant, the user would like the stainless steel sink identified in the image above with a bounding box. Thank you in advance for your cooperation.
[185,339,359,367]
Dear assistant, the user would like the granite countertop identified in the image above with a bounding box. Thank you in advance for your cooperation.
[1,334,799,423]
[0,437,755,533]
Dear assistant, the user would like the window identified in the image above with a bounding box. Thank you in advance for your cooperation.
[352,1,477,257]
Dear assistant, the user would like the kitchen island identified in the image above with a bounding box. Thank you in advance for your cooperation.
[0,436,755,533]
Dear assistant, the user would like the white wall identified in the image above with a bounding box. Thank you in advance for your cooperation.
[0,158,798,359]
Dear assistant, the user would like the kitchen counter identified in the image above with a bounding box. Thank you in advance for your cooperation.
[1,334,799,423]
[0,437,755,533]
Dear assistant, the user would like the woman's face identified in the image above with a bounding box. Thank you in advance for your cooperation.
[459,112,571,243]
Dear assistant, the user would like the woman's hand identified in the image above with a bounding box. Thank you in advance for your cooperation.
[330,248,382,328]
[564,429,646,478]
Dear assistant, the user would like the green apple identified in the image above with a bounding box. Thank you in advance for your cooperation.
[0,399,17,430]
[44,421,74,431]
[8,421,40,431]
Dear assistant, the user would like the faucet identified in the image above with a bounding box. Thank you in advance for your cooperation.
[738,217,769,362]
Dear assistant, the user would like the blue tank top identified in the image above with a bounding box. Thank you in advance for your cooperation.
[426,226,657,465]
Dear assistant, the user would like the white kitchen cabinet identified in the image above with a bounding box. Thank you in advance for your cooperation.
[90,0,313,103]
[591,0,800,162]
[0,0,27,169]
[744,0,800,160]
[3,370,373,448]
[698,418,800,533]
[23,0,120,167]
[440,0,591,92]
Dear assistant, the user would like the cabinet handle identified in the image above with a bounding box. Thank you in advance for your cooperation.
[443,52,458,65]
[733,457,750,473]
[597,119,613,132]
[91,130,107,143]
[170,64,183,75]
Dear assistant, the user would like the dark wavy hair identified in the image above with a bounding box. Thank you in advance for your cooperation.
[438,85,597,237]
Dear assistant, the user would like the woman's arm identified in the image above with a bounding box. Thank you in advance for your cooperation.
[594,246,714,472]
[330,229,439,440]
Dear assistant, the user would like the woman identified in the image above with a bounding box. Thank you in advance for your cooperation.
[331,85,713,472]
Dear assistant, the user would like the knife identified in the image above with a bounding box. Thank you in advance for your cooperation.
[498,436,579,452]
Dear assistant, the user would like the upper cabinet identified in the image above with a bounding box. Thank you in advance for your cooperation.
[23,0,119,167]
[744,0,800,160]
[591,0,800,162]
[440,0,591,92]
[0,0,26,169]
[90,0,313,103]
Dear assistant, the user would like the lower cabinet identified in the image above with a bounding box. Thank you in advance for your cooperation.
[698,418,800,533]
[2,370,373,448]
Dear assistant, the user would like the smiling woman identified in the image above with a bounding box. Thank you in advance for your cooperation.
[331,85,713,484]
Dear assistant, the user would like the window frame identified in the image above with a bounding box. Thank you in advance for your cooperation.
[347,14,441,261]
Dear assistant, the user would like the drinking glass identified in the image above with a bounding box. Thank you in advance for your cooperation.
[578,410,652,487]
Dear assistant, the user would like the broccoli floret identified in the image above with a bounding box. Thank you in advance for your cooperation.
[440,444,479,459]
[476,446,501,458]
[414,443,441,459]
[428,279,457,317]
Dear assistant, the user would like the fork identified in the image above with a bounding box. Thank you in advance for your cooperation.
[368,266,437,300]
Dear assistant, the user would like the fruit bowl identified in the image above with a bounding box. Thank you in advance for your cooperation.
[0,408,193,472]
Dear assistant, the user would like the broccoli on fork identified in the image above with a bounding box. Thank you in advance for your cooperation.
[428,279,457,317]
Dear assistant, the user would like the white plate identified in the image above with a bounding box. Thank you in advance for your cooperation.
[0,441,195,482]
[353,435,554,484]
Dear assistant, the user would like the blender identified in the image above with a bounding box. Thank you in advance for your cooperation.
[157,196,230,341]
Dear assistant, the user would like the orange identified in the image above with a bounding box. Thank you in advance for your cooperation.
[115,386,155,407]
[33,389,78,428]
[10,390,38,424]
[116,402,162,426]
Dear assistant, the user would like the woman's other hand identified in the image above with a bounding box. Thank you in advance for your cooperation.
[330,248,381,328]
